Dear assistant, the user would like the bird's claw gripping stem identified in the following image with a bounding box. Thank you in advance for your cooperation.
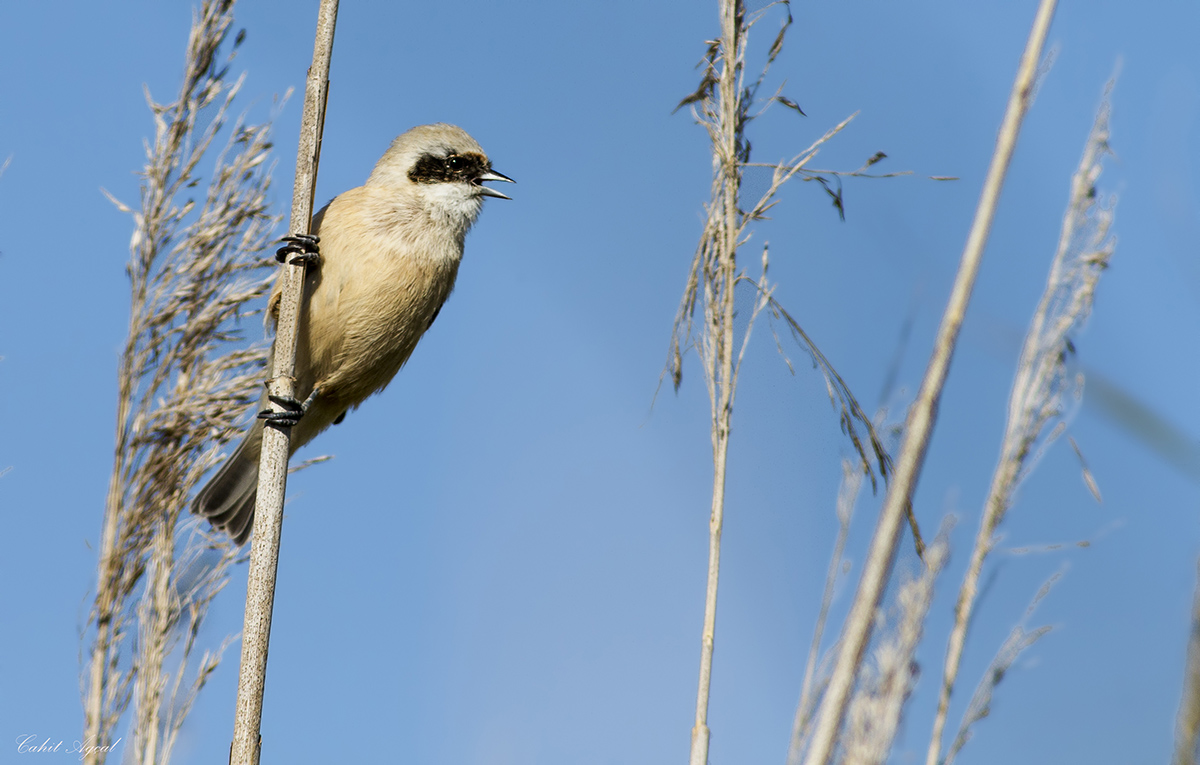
[276,234,321,266]
[258,394,306,429]
[257,386,320,429]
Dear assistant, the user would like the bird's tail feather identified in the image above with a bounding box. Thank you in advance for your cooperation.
[193,421,263,545]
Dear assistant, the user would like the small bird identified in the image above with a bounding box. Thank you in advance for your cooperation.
[193,123,512,544]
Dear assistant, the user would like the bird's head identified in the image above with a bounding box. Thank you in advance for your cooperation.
[367,123,514,223]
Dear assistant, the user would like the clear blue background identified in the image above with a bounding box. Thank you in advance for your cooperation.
[2,1,1198,763]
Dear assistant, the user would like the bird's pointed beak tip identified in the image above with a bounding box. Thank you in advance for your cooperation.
[477,169,515,200]
[478,186,512,200]
[481,169,516,184]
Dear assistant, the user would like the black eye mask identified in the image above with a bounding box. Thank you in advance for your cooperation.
[407,151,490,184]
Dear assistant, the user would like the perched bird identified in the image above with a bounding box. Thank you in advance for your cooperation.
[193,123,512,544]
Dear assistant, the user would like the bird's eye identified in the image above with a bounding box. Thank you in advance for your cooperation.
[446,155,465,170]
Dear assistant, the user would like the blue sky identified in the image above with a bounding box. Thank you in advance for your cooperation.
[2,1,1199,763]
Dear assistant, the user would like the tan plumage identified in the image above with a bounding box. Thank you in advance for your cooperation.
[193,124,512,543]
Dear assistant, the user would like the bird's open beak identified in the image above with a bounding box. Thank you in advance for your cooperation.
[476,169,515,200]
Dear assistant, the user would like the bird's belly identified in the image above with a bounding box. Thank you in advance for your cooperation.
[300,262,453,407]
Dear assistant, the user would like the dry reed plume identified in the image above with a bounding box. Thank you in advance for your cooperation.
[789,40,1118,765]
[787,406,905,765]
[941,572,1059,765]
[82,0,282,761]
[926,79,1116,765]
[799,3,1060,762]
[840,521,953,765]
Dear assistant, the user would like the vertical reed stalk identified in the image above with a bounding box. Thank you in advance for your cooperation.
[801,3,1059,763]
[672,4,892,763]
[228,2,337,762]
[687,2,743,762]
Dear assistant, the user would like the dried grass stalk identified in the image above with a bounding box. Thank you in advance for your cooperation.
[799,3,1060,763]
[925,79,1115,765]
[669,3,891,763]
[82,1,281,761]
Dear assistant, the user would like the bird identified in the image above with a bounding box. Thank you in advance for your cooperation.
[192,123,513,544]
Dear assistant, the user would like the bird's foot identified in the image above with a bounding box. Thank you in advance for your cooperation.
[257,394,306,429]
[276,234,321,267]
[257,385,321,429]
